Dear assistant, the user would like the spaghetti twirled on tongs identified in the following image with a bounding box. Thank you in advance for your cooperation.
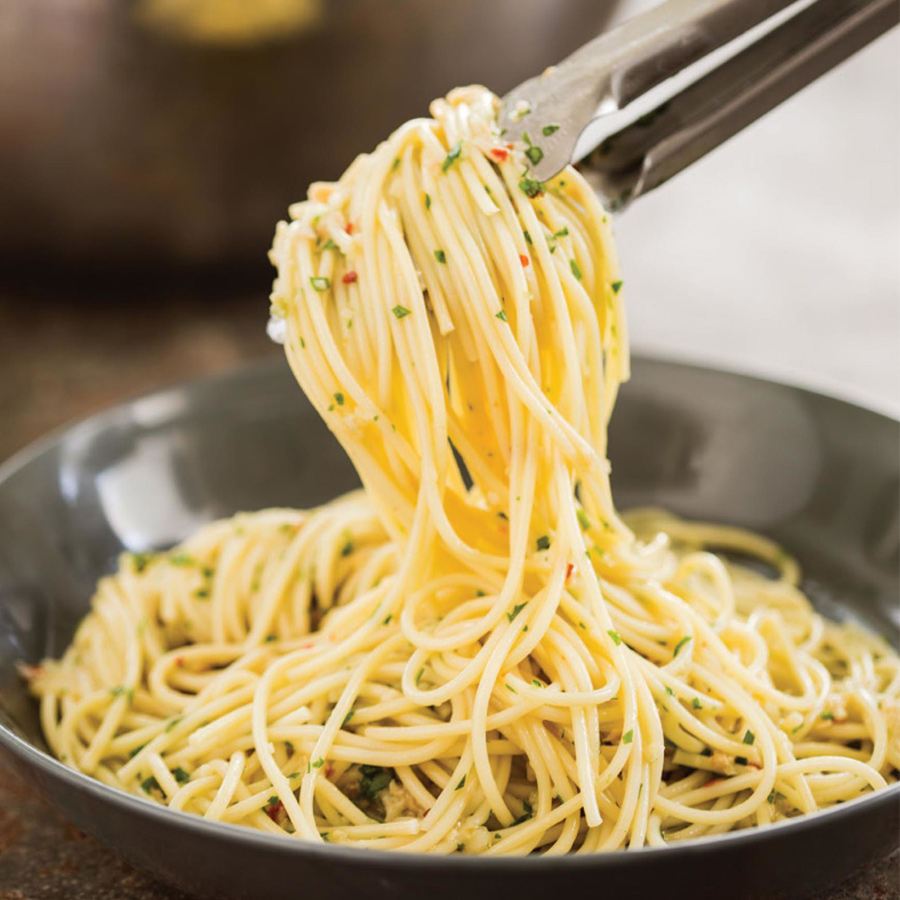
[31,88,899,853]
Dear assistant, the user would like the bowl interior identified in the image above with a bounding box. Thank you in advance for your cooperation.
[0,356,897,752]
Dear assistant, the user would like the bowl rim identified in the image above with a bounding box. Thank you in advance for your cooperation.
[0,353,897,869]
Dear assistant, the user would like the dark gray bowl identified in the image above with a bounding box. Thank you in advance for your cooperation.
[0,357,897,900]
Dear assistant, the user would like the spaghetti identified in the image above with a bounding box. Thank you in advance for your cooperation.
[30,87,900,854]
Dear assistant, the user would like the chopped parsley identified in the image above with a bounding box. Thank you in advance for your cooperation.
[391,157,401,172]
[542,125,560,136]
[141,776,160,794]
[607,630,622,646]
[496,310,508,322]
[743,730,756,745]
[333,392,345,406]
[358,765,393,800]
[525,145,544,166]
[611,280,623,294]
[623,730,634,744]
[311,758,325,769]
[165,716,183,733]
[434,249,447,264]
[576,508,591,530]
[172,766,191,785]
[455,775,466,790]
[442,141,463,173]
[392,305,411,319]
[424,192,432,209]
[518,177,545,198]
[673,635,692,657]
[129,552,156,573]
[821,711,835,721]
[168,553,195,567]
[570,259,582,281]
[507,602,528,623]
[309,276,331,293]
[691,698,703,710]
[415,666,425,686]
[343,710,355,726]
[536,534,550,551]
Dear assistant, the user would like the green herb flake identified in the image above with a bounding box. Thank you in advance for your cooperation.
[311,758,325,769]
[570,259,582,281]
[542,125,560,136]
[523,230,532,245]
[691,698,703,710]
[434,249,447,264]
[525,145,544,166]
[341,538,354,557]
[358,765,393,800]
[536,535,550,551]
[821,711,835,720]
[264,634,277,643]
[442,141,463,173]
[168,553,195,567]
[424,193,432,210]
[623,730,634,744]
[128,744,146,759]
[576,508,591,530]
[321,239,339,251]
[309,276,331,293]
[607,630,622,646]
[673,635,692,657]
[382,614,393,625]
[455,775,466,790]
[334,392,345,406]
[518,177,545,199]
[507,602,528,623]
[415,666,425,686]
[165,716,183,733]
[496,310,508,322]
[141,776,160,794]
[129,552,156,573]
[392,305,411,319]
[611,280,623,294]
[391,157,401,172]
[343,710,355,726]
[173,766,191,785]
[743,730,756,745]
[532,679,542,688]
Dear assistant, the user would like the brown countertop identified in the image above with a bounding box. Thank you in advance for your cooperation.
[0,284,897,899]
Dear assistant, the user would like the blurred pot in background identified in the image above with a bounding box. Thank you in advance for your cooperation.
[0,0,613,275]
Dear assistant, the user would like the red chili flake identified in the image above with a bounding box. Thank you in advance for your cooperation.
[342,271,358,284]
[264,799,284,822]
[565,563,574,582]
[175,657,185,668]
[505,143,514,150]
[324,764,334,779]
[519,254,530,268]
[299,642,314,650]
[344,222,355,235]
[489,148,509,163]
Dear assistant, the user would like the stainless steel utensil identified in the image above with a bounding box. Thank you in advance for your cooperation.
[500,0,899,210]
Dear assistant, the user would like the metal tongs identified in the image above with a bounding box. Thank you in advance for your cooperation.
[499,0,898,210]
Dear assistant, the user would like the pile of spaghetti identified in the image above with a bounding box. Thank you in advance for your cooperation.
[30,87,899,854]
